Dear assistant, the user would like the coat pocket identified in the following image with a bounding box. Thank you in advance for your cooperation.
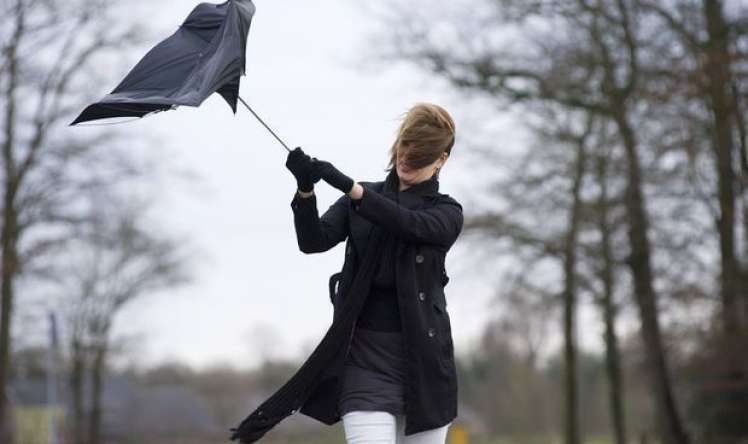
[432,295,452,334]
[432,298,455,366]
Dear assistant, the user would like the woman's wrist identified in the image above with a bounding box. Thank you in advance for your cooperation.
[297,189,315,198]
[347,182,364,200]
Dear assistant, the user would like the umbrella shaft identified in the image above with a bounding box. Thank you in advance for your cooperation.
[238,96,291,152]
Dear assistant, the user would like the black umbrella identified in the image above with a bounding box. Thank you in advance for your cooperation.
[70,0,290,151]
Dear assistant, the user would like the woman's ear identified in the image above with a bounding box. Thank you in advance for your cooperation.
[439,152,448,167]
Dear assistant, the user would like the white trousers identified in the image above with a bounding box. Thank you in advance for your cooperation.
[342,410,451,444]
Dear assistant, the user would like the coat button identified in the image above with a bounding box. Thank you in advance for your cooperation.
[418,291,425,301]
[415,254,424,263]
[427,328,435,337]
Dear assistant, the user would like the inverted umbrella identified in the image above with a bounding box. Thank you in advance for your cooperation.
[70,0,290,151]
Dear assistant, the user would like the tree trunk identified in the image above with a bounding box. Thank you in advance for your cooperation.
[699,2,748,441]
[0,200,17,444]
[731,79,748,338]
[88,341,107,444]
[562,133,588,444]
[594,144,627,444]
[615,109,690,444]
[702,0,744,371]
[70,337,87,444]
[0,2,22,439]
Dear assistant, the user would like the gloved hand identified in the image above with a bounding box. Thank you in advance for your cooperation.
[311,159,355,194]
[285,146,319,192]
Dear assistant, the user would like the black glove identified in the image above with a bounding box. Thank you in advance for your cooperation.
[285,146,319,192]
[311,159,355,194]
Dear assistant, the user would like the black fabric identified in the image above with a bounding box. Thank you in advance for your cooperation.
[338,185,405,414]
[356,288,401,331]
[71,0,255,125]
[338,328,408,416]
[338,170,432,417]
[354,169,412,332]
[356,230,400,331]
[371,234,397,291]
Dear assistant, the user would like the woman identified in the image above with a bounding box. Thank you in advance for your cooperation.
[229,103,462,444]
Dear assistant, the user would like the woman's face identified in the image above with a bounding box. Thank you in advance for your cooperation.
[395,145,447,187]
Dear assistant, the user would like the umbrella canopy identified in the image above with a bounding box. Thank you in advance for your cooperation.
[70,0,256,125]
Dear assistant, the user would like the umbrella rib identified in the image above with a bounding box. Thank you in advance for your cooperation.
[238,96,291,152]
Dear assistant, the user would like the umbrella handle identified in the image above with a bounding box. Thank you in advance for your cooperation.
[238,96,292,153]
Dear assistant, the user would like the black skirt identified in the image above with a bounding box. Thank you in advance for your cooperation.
[337,325,408,417]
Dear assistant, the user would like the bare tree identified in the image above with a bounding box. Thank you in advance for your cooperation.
[59,190,191,444]
[591,121,628,444]
[365,1,690,443]
[632,2,748,439]
[562,118,589,444]
[0,0,151,439]
[461,105,600,443]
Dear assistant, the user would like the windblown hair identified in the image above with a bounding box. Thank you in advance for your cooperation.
[386,103,456,177]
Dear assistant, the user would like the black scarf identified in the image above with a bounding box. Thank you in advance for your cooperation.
[230,195,388,443]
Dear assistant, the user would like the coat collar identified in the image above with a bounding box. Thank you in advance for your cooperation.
[381,168,439,198]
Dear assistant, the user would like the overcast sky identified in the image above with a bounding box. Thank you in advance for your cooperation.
[74,0,613,372]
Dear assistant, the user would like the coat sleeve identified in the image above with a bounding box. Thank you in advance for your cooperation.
[351,184,463,249]
[290,191,350,253]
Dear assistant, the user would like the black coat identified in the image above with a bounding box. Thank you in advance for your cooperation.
[229,169,463,443]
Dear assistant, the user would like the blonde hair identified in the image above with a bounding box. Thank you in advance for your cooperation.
[386,103,456,177]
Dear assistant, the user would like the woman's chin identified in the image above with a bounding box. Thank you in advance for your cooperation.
[397,171,414,184]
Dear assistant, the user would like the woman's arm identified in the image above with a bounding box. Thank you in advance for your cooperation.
[290,189,349,253]
[347,183,463,250]
[311,159,463,249]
